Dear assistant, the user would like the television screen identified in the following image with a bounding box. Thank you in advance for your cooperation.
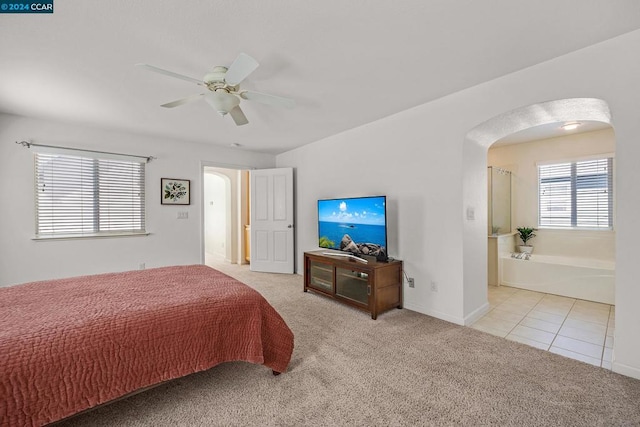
[317,196,387,259]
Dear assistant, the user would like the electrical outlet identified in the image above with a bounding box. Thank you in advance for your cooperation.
[408,278,415,288]
[431,281,438,292]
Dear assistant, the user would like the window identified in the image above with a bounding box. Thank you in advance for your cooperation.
[538,157,613,229]
[35,152,146,238]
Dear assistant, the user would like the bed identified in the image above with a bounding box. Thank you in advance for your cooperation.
[0,265,294,426]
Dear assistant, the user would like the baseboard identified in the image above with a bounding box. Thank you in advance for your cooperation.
[463,302,491,326]
[612,360,640,380]
[402,302,465,326]
[402,301,489,327]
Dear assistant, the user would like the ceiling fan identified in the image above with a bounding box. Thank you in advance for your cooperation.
[136,53,295,126]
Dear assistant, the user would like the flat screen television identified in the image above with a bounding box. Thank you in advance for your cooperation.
[317,195,388,261]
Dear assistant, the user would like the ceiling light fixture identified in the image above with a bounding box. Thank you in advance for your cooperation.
[205,90,240,115]
[561,121,582,131]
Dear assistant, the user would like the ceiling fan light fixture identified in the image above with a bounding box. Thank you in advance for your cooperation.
[205,90,240,115]
[561,121,582,131]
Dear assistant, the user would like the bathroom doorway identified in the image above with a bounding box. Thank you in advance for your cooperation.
[467,98,616,368]
[203,166,251,265]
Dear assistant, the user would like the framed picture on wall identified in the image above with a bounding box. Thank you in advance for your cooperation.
[161,178,190,205]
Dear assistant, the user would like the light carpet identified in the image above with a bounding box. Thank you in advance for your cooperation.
[59,261,640,426]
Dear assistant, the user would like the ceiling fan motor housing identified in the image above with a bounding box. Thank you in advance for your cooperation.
[204,66,239,91]
[203,66,228,85]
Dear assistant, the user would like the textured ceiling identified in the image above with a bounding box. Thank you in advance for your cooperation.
[1,1,639,154]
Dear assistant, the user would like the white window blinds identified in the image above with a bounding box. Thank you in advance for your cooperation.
[35,152,146,237]
[538,158,613,229]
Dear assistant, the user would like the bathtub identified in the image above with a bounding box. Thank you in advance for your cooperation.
[500,254,614,304]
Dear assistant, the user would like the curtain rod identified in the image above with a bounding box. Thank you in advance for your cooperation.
[15,140,156,162]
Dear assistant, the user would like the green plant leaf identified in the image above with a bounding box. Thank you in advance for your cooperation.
[516,227,537,245]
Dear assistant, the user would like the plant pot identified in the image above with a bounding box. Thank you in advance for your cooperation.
[519,245,533,254]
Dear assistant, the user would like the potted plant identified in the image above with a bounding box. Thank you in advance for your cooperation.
[516,227,537,253]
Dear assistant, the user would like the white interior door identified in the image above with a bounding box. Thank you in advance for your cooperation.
[250,167,294,273]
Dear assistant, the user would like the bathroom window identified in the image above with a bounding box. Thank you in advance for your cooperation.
[35,152,146,238]
[538,157,613,229]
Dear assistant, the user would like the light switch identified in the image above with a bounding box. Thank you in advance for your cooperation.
[177,211,189,219]
[466,207,475,220]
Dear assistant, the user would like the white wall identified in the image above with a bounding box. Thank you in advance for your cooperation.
[204,172,228,259]
[0,113,275,286]
[277,97,470,323]
[488,128,615,260]
[277,30,640,379]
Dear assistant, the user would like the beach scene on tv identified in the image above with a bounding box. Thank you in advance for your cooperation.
[318,196,387,259]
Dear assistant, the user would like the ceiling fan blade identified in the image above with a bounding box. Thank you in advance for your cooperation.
[240,90,295,109]
[136,63,203,86]
[224,53,259,86]
[229,106,249,126]
[161,93,206,108]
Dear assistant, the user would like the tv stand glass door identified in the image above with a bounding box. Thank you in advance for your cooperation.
[335,268,369,306]
[308,260,333,293]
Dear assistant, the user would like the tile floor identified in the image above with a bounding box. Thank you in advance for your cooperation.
[471,286,614,369]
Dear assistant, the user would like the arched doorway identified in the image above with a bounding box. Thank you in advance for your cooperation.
[462,98,613,321]
[202,165,252,266]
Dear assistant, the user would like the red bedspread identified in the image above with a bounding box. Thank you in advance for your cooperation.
[0,265,294,426]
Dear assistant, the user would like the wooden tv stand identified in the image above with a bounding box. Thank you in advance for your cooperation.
[303,250,403,319]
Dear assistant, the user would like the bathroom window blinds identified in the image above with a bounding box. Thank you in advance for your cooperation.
[35,152,146,238]
[538,158,613,229]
